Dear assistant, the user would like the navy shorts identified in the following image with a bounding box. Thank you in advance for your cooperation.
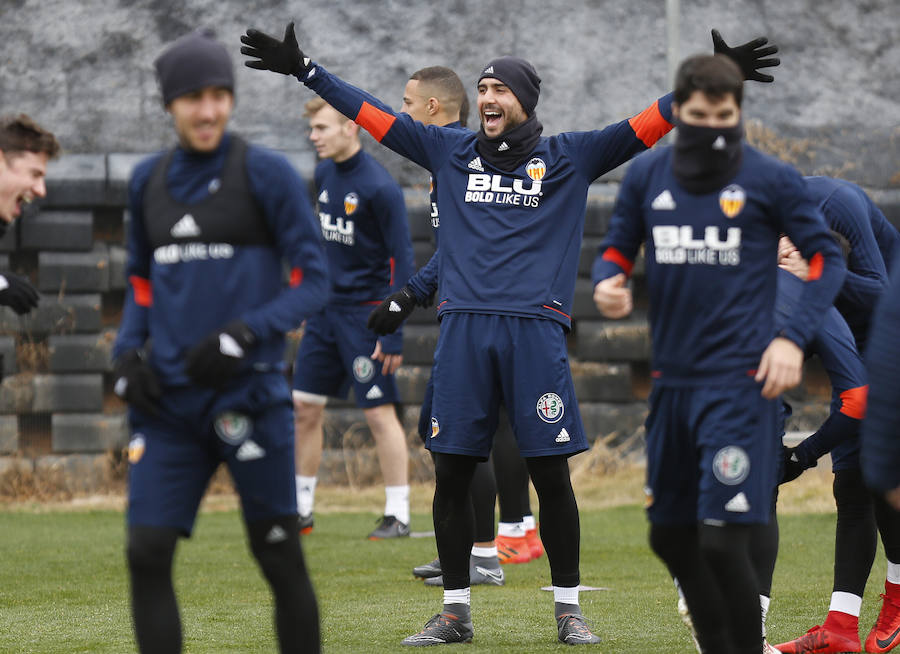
[126,373,297,535]
[427,313,588,459]
[644,379,780,525]
[293,305,399,407]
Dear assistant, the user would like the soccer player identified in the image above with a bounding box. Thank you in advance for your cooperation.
[592,55,845,654]
[292,96,415,540]
[242,22,777,646]
[0,114,58,316]
[862,264,900,507]
[374,65,505,582]
[773,214,900,652]
[112,29,327,653]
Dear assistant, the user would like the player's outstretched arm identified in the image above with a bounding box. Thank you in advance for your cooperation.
[711,29,780,83]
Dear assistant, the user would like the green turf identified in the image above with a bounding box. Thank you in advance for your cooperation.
[0,505,888,652]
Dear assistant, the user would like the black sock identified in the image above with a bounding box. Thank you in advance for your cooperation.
[494,410,531,522]
[470,460,497,543]
[126,526,182,654]
[247,515,320,654]
[833,469,877,596]
[750,510,779,597]
[526,455,579,587]
[433,453,478,589]
[648,523,734,654]
[698,522,762,653]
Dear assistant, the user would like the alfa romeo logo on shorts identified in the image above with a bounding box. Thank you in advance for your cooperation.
[352,356,374,383]
[712,445,750,485]
[214,412,252,445]
[536,392,564,423]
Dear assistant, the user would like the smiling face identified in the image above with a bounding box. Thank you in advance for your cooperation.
[477,78,528,138]
[0,149,49,224]
[168,86,233,153]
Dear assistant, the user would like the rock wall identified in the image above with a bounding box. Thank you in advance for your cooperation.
[1,0,898,186]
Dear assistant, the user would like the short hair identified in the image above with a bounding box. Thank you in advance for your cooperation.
[303,97,350,122]
[0,114,60,160]
[674,54,744,108]
[410,66,470,127]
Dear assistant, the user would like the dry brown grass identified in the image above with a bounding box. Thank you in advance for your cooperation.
[0,436,839,517]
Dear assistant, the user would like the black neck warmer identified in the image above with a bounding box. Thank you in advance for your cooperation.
[476,114,543,171]
[672,119,744,194]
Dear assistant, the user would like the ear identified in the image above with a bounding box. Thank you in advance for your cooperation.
[427,97,439,116]
[671,102,680,120]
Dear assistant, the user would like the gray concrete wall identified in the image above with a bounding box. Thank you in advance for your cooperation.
[2,0,898,186]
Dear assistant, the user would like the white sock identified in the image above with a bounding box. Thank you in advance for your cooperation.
[829,591,862,617]
[444,587,470,606]
[760,594,771,637]
[498,521,526,538]
[887,561,900,585]
[553,585,579,606]
[523,514,536,531]
[296,475,317,517]
[384,485,410,525]
[471,545,497,559]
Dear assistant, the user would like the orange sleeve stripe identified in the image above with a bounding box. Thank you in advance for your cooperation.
[602,247,634,276]
[356,102,397,143]
[839,385,868,420]
[807,252,824,281]
[129,275,152,307]
[389,257,395,287]
[289,267,304,288]
[628,101,672,147]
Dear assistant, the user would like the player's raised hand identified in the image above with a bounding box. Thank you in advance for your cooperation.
[712,29,780,83]
[755,336,803,399]
[241,21,312,78]
[593,273,633,319]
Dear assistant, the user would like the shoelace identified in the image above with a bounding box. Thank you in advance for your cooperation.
[875,594,900,631]
[418,613,464,635]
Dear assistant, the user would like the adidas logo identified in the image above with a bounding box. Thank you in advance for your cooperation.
[712,135,726,150]
[389,300,402,312]
[483,65,494,74]
[651,190,676,210]
[170,214,201,238]
[318,189,329,203]
[724,492,750,513]
[365,385,384,400]
[498,141,510,152]
[235,439,265,462]
[468,157,484,172]
[265,525,288,544]
[555,428,570,443]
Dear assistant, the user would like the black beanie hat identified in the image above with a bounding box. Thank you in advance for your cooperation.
[477,56,541,116]
[155,29,234,105]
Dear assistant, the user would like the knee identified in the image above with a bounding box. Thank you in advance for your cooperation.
[698,523,750,566]
[526,455,571,495]
[248,519,304,581]
[649,523,695,564]
[433,453,477,495]
[834,468,872,516]
[126,526,178,574]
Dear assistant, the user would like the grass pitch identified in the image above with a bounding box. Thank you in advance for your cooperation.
[0,469,890,653]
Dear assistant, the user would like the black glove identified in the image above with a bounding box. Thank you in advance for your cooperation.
[712,29,780,83]
[367,286,417,336]
[780,445,805,484]
[185,321,256,388]
[114,349,161,416]
[0,272,39,315]
[241,21,312,78]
